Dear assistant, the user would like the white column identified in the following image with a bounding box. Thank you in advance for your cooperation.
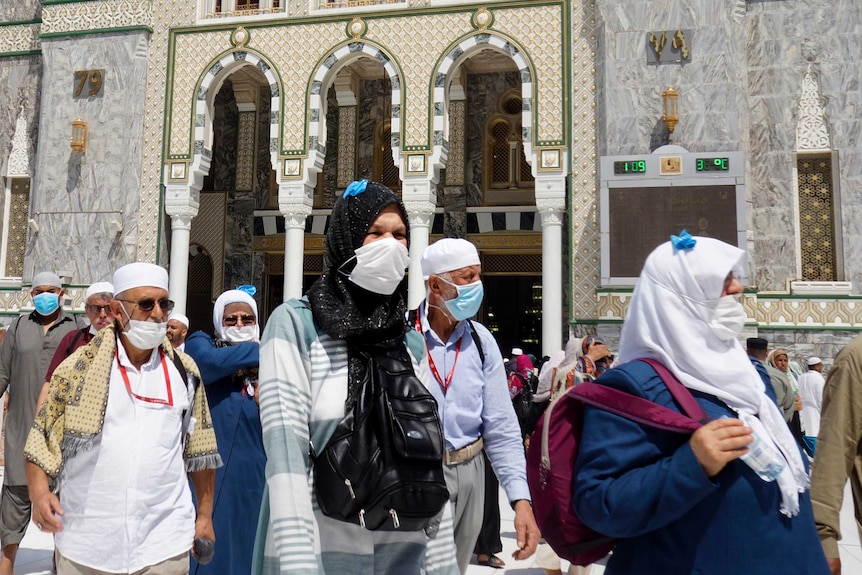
[282,208,311,301]
[539,205,564,356]
[168,211,194,313]
[403,200,436,310]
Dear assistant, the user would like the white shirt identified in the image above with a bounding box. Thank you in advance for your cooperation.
[55,340,194,572]
[798,369,826,437]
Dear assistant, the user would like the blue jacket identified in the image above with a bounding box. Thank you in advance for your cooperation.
[573,360,829,575]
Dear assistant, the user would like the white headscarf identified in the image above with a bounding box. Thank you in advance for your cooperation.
[535,349,565,402]
[619,236,807,517]
[213,290,260,342]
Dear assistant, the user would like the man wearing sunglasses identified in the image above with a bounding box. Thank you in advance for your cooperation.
[25,263,221,575]
[0,271,86,575]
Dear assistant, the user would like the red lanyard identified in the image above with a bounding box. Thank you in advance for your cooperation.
[416,313,462,395]
[116,348,174,406]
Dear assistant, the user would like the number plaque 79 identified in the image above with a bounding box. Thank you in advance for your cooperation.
[73,70,104,97]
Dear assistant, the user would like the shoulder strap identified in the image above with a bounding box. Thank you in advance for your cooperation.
[466,319,485,366]
[172,351,195,449]
[636,358,709,424]
[571,382,702,434]
[66,327,87,356]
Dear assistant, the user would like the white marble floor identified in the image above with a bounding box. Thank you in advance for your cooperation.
[8,477,862,574]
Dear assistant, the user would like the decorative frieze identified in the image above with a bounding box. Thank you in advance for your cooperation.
[0,21,40,57]
[41,0,152,36]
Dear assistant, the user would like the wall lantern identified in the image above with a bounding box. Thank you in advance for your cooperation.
[70,117,88,154]
[661,86,679,135]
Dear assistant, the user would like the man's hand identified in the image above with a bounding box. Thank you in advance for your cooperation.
[827,557,841,575]
[191,513,215,557]
[511,500,539,561]
[587,343,612,363]
[31,491,64,533]
[689,418,752,478]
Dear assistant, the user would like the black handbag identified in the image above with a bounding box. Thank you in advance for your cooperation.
[313,351,450,531]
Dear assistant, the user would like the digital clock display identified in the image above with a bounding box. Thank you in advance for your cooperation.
[696,157,729,171]
[614,160,647,174]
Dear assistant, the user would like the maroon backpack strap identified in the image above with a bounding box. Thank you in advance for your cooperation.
[637,358,709,424]
[572,383,702,434]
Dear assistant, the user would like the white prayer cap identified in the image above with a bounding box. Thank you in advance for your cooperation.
[807,356,823,366]
[169,313,189,328]
[113,263,169,296]
[420,238,480,279]
[32,272,62,289]
[512,347,524,356]
[85,282,114,299]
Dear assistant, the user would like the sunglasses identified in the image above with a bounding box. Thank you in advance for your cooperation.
[223,314,256,326]
[85,304,112,314]
[117,298,175,313]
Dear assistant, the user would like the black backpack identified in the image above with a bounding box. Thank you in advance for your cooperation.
[312,349,449,531]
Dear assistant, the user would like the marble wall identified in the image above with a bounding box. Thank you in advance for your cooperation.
[0,56,41,182]
[0,2,40,22]
[596,0,862,293]
[26,32,149,284]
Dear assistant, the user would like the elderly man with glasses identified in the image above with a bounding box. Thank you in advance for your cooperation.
[183,288,263,575]
[25,263,221,575]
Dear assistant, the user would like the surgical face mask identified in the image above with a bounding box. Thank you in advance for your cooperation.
[441,277,484,321]
[33,292,60,316]
[119,304,167,350]
[223,325,258,343]
[344,237,410,295]
[709,295,746,341]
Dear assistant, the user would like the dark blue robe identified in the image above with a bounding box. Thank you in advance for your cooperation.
[573,360,829,575]
[185,331,264,575]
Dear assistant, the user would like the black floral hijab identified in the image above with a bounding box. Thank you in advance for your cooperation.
[305,181,411,404]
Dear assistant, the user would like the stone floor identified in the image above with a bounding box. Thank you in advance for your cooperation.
[8,475,862,574]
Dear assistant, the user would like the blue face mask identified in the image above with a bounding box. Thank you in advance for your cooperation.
[33,292,60,316]
[441,278,484,321]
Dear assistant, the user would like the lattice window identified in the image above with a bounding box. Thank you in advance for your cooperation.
[5,178,29,277]
[489,120,511,186]
[484,90,534,194]
[482,253,542,275]
[797,154,837,281]
[373,120,400,191]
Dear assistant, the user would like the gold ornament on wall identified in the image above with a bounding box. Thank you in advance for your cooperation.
[472,8,493,30]
[347,17,366,40]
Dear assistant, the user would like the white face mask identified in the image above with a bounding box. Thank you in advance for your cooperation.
[709,295,747,341]
[223,325,258,343]
[345,237,410,295]
[120,305,167,350]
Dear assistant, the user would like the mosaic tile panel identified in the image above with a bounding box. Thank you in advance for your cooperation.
[492,3,564,144]
[569,0,600,320]
[236,110,257,190]
[5,178,30,278]
[446,101,465,186]
[190,192,226,300]
[336,106,356,187]
[41,0,151,36]
[0,22,40,56]
[136,1,197,263]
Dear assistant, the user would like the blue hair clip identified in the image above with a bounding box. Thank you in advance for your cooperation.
[236,284,257,297]
[343,179,369,199]
[670,229,697,251]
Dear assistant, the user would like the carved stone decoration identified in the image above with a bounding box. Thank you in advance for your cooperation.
[732,0,746,23]
[796,63,831,152]
[281,205,313,229]
[402,200,436,228]
[7,108,30,178]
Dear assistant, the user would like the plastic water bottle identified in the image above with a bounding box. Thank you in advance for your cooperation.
[740,431,785,482]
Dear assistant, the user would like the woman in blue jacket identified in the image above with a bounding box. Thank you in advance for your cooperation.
[573,232,829,575]
[185,289,264,575]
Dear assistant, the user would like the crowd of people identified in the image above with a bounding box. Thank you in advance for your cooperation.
[0,181,856,575]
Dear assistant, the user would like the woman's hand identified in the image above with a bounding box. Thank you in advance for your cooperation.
[689,418,753,478]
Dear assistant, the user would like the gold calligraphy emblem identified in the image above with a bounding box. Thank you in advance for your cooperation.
[649,32,667,58]
[672,30,689,59]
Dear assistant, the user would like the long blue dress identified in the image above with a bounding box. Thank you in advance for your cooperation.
[185,331,264,575]
[573,360,829,575]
